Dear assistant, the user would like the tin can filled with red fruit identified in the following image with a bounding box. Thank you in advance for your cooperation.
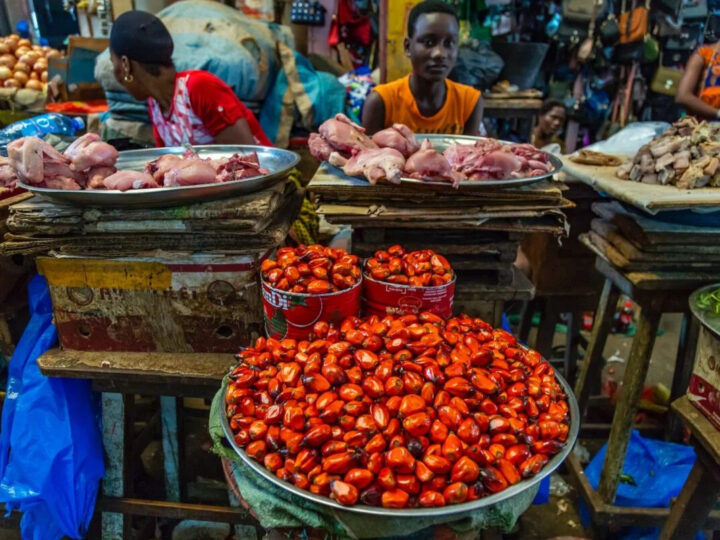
[363,245,455,319]
[261,245,362,339]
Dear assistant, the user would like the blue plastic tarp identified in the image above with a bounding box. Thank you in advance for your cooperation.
[0,275,104,540]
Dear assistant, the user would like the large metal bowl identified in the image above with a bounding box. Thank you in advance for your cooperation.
[399,134,563,189]
[17,144,300,208]
[219,365,579,517]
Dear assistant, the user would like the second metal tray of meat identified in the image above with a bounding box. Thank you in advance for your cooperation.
[399,134,562,188]
[17,145,300,208]
[219,359,579,518]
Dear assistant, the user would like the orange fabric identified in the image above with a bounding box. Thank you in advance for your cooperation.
[618,7,648,44]
[697,45,720,108]
[373,75,481,135]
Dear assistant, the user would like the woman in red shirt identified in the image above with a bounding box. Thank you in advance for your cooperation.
[109,11,271,147]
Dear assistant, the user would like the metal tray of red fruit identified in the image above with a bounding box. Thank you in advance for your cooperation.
[219,349,579,517]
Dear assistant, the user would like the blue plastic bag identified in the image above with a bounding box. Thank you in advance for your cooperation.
[0,275,104,540]
[581,430,699,539]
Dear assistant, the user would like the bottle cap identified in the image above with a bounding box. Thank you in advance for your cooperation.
[72,117,85,131]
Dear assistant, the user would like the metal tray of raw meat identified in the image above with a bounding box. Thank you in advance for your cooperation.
[400,134,562,188]
[16,145,300,208]
[219,357,579,518]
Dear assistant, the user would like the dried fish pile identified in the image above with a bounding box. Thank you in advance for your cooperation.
[617,117,720,189]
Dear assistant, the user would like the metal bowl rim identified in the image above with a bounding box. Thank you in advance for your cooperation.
[689,283,720,338]
[219,353,579,517]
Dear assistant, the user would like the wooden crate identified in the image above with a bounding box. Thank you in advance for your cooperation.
[37,253,267,353]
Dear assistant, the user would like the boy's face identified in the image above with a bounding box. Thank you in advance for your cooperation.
[405,13,459,82]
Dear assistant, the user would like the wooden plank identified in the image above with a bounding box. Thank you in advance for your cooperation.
[37,349,235,385]
[98,497,256,524]
[672,395,720,466]
[659,451,720,540]
[483,98,542,111]
[454,266,535,301]
[597,304,661,504]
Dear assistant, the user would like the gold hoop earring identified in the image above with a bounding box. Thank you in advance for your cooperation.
[123,74,134,83]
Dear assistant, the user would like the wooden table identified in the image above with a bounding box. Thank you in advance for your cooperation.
[37,349,259,539]
[661,396,720,540]
[482,98,542,141]
[567,255,717,537]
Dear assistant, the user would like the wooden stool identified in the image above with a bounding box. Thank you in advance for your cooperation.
[37,349,260,539]
[661,396,720,540]
[568,255,715,537]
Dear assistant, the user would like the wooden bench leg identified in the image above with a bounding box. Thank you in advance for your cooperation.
[667,313,700,441]
[517,300,535,344]
[574,279,619,417]
[597,305,661,504]
[660,451,720,540]
[102,393,132,540]
[564,310,581,384]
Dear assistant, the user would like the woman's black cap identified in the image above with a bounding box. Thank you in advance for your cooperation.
[110,10,173,64]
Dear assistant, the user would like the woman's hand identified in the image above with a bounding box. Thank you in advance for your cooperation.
[676,52,720,119]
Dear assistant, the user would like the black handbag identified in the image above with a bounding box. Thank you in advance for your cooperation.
[290,0,326,26]
[612,41,645,63]
[705,12,720,41]
[555,20,590,46]
[653,0,683,15]
[600,13,620,44]
[665,21,705,49]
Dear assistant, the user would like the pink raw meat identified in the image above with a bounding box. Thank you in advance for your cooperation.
[64,133,119,171]
[308,132,335,162]
[104,170,159,191]
[145,154,183,183]
[318,114,377,155]
[215,152,268,182]
[86,166,117,190]
[404,139,465,187]
[163,160,218,187]
[8,137,69,184]
[371,124,420,158]
[0,157,17,188]
[333,148,406,184]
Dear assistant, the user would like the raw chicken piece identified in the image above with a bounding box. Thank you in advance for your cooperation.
[215,152,268,182]
[308,132,335,162]
[0,156,18,187]
[8,137,69,184]
[464,150,521,180]
[404,139,465,187]
[163,160,218,187]
[43,177,82,190]
[104,170,159,191]
[318,114,377,155]
[145,154,183,183]
[64,133,119,171]
[333,148,406,184]
[474,138,504,154]
[444,145,480,169]
[371,124,420,158]
[87,166,117,189]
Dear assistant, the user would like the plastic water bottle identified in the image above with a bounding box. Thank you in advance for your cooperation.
[0,113,84,155]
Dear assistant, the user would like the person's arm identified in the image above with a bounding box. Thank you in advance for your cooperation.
[676,52,719,118]
[463,95,484,135]
[362,91,387,135]
[214,118,256,145]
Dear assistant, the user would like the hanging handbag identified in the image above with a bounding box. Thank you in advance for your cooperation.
[563,0,608,21]
[650,53,683,95]
[682,0,708,20]
[290,0,326,26]
[619,0,649,43]
[654,0,683,16]
[555,20,590,47]
[613,41,646,63]
[578,0,602,62]
[665,20,705,49]
[705,11,720,41]
[600,12,620,44]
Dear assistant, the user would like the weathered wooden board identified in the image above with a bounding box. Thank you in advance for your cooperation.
[592,201,720,248]
[562,156,720,212]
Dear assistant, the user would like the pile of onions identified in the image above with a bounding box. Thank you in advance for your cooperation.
[0,35,61,91]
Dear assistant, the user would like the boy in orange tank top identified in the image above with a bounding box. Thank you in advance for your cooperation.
[362,0,483,136]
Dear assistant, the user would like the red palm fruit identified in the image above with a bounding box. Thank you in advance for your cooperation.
[264,453,283,471]
[344,468,374,491]
[367,452,383,474]
[443,482,469,504]
[302,424,332,447]
[519,454,549,478]
[362,376,385,398]
[505,444,531,466]
[386,446,416,474]
[365,433,387,454]
[321,440,348,457]
[403,412,432,437]
[378,467,397,490]
[330,480,359,506]
[246,440,267,461]
[457,418,481,444]
[496,458,521,485]
[398,395,426,418]
[318,400,344,424]
[385,376,405,396]
[323,451,357,474]
[423,454,452,474]
[396,474,421,495]
[371,403,390,430]
[381,488,410,509]
[430,420,449,443]
[415,460,435,483]
[480,466,509,493]
[451,456,480,483]
[441,433,464,463]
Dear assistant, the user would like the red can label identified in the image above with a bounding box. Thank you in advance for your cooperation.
[262,278,362,340]
[363,274,455,319]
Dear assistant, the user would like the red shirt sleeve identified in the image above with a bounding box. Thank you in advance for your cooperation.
[152,123,164,147]
[184,71,273,146]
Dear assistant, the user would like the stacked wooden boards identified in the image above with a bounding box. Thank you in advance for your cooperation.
[580,201,720,280]
[1,179,302,257]
[309,163,570,287]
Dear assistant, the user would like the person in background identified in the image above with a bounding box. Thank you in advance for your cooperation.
[361,0,483,136]
[109,10,272,147]
[531,99,566,152]
[676,42,720,119]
